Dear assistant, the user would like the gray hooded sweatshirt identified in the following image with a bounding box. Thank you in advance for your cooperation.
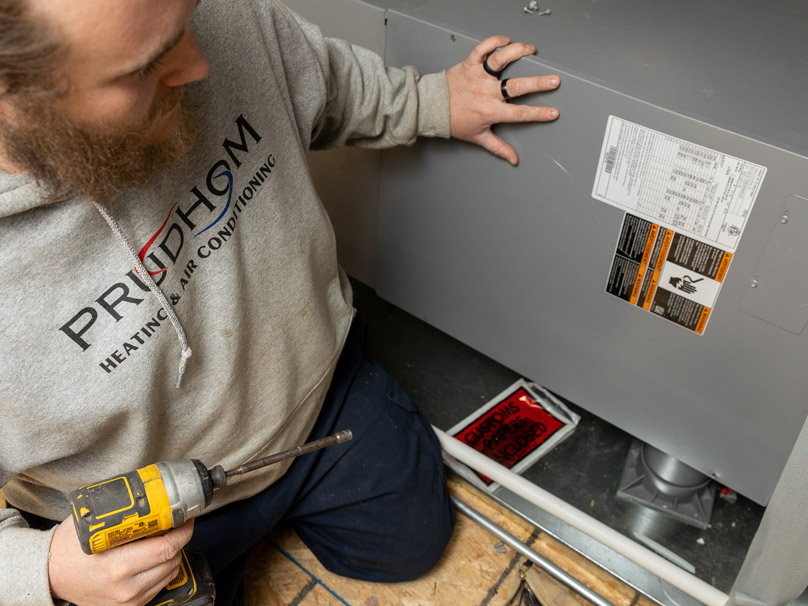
[0,1,449,603]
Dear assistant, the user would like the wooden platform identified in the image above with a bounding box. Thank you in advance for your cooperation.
[244,475,659,606]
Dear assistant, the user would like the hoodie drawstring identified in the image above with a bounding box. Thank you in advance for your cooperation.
[93,202,193,388]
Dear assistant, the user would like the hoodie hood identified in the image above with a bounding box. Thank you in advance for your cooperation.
[0,172,60,218]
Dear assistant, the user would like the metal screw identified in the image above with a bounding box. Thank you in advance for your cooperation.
[523,6,535,14]
[537,8,552,15]
[750,276,759,288]
[528,0,540,9]
[780,212,790,224]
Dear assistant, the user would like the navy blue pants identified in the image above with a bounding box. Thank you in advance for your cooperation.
[192,316,456,604]
[18,316,456,606]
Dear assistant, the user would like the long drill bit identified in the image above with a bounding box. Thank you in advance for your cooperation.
[224,429,353,478]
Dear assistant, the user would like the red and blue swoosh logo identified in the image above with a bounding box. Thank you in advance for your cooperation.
[137,169,233,275]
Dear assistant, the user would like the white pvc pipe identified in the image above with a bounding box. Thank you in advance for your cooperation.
[434,426,729,606]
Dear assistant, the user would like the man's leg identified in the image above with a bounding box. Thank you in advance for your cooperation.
[192,315,455,601]
[280,353,457,582]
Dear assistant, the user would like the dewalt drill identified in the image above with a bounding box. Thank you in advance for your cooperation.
[69,430,353,606]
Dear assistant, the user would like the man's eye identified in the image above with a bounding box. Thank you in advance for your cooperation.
[136,57,166,80]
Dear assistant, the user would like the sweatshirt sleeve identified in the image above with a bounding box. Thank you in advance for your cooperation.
[279,3,451,151]
[0,507,60,606]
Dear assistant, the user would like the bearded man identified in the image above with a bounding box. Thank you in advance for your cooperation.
[0,1,560,605]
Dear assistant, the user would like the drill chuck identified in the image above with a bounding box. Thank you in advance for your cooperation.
[154,459,220,526]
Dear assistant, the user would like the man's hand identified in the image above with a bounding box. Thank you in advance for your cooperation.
[446,35,560,166]
[48,516,195,606]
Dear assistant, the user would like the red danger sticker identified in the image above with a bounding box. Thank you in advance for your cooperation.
[455,387,565,485]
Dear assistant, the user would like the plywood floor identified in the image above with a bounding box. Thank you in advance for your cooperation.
[244,475,659,606]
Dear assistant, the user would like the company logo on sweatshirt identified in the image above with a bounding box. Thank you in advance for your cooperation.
[58,113,275,374]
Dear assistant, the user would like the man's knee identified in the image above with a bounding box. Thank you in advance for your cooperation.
[378,512,457,581]
[299,502,457,583]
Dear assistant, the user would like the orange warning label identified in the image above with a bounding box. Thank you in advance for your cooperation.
[640,223,659,268]
[695,307,712,335]
[607,214,732,335]
[655,229,674,272]
[715,252,733,283]
[642,271,660,311]
[630,264,646,305]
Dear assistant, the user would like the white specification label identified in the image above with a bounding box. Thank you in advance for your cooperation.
[592,116,767,251]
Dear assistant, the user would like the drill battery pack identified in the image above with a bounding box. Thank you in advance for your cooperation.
[146,544,215,606]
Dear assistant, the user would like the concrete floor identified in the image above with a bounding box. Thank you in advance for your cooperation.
[351,276,767,601]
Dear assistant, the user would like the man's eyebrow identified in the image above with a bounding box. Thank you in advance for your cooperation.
[123,1,203,77]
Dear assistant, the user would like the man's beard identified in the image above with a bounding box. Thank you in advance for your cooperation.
[0,87,198,203]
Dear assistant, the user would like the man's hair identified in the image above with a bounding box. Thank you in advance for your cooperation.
[0,0,65,97]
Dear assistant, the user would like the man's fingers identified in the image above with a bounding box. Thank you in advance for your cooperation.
[501,103,560,123]
[122,523,194,603]
[138,523,196,605]
[498,76,560,124]
[484,42,537,75]
[136,556,186,602]
[502,74,560,98]
[168,519,195,548]
[124,520,194,572]
[468,35,511,66]
[476,131,518,166]
[157,520,195,563]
